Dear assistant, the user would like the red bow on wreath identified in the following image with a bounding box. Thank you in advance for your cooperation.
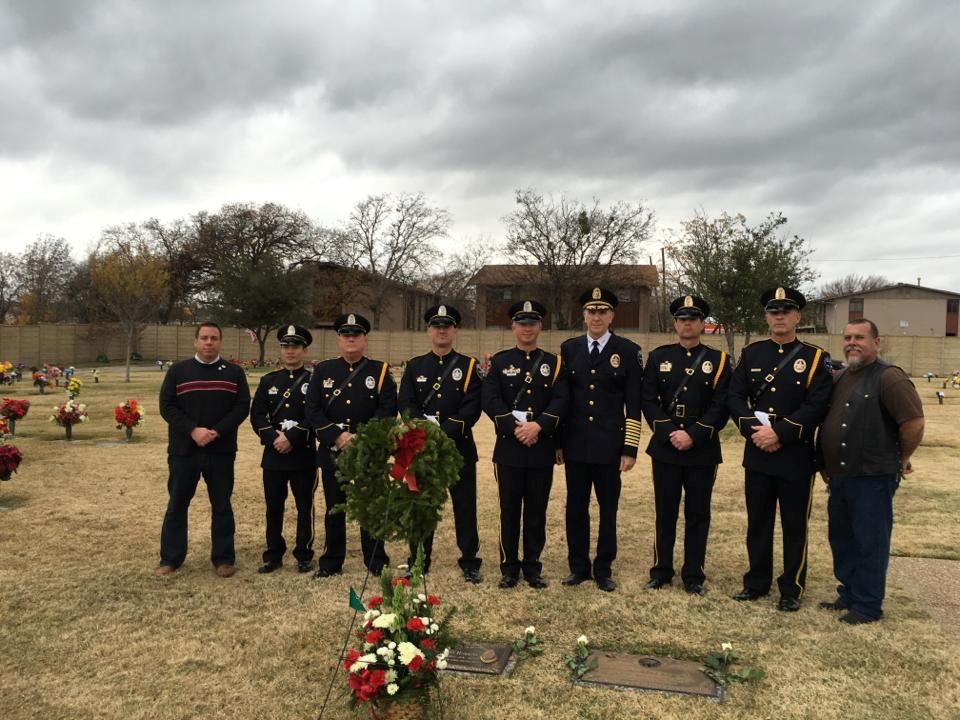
[389,425,426,492]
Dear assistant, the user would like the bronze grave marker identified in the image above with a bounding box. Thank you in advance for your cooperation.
[443,642,516,677]
[576,651,722,700]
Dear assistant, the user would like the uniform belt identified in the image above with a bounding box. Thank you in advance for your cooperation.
[671,404,702,419]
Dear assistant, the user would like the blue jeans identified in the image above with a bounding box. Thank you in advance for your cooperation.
[827,473,898,619]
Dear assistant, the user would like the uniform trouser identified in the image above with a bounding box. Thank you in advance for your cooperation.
[495,463,553,578]
[317,465,389,573]
[564,461,621,580]
[649,460,717,585]
[827,474,898,620]
[408,462,481,573]
[160,452,236,568]
[262,467,318,564]
[743,469,815,599]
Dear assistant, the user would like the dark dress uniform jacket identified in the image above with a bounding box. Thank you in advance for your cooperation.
[728,338,832,475]
[250,366,316,470]
[481,347,568,467]
[305,357,398,471]
[559,333,644,464]
[398,351,481,463]
[641,344,731,466]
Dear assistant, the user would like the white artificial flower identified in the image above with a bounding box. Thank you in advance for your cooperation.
[397,641,424,665]
[721,642,733,651]
[372,613,397,629]
[397,564,409,571]
[430,623,439,632]
[363,609,380,622]
[385,670,397,683]
[525,626,536,636]
[577,635,589,646]
[349,653,377,673]
[417,594,426,602]
[437,659,448,670]
[387,683,399,696]
[388,642,396,650]
[376,647,390,657]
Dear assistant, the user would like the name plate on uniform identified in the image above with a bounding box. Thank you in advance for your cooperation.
[575,650,722,700]
[442,642,517,677]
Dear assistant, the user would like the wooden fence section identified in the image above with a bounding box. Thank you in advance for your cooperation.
[2,324,960,375]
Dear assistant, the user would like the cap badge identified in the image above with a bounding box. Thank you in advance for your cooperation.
[286,325,295,336]
[347,314,356,325]
[592,287,601,300]
[438,305,447,316]
[775,287,786,300]
[683,296,693,308]
[523,301,532,312]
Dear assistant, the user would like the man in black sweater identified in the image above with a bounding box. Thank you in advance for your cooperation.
[156,322,251,578]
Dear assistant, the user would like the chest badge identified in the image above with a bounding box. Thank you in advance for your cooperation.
[323,377,335,389]
[610,353,621,368]
[659,361,672,373]
[365,375,376,390]
[539,363,551,376]
[701,360,713,374]
[267,386,279,395]
[794,358,807,373]
[416,375,428,383]
[452,368,463,381]
[503,365,521,377]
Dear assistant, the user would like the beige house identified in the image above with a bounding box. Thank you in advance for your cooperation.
[469,264,658,331]
[812,283,960,337]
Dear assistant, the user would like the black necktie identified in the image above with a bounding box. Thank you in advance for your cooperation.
[590,340,600,362]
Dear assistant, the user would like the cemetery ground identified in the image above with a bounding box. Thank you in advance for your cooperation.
[1,367,959,720]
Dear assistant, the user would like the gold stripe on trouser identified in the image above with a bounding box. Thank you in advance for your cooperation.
[794,473,817,598]
[307,467,319,552]
[493,464,506,565]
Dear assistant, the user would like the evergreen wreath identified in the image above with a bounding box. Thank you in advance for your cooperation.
[334,415,463,544]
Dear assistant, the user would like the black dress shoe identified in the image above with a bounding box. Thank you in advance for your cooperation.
[733,588,767,601]
[296,560,313,573]
[498,575,519,589]
[526,574,549,589]
[314,567,342,579]
[684,583,706,596]
[462,568,483,584]
[818,598,848,611]
[257,560,282,574]
[561,573,591,586]
[595,577,616,592]
[838,610,879,625]
[644,578,670,590]
[777,597,802,612]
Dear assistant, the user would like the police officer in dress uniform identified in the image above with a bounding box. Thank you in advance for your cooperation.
[398,304,483,583]
[728,287,832,611]
[305,313,398,578]
[640,296,731,595]
[250,325,317,574]
[481,300,568,590]
[557,287,644,593]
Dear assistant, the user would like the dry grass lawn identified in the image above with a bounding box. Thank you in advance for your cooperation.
[1,367,958,719]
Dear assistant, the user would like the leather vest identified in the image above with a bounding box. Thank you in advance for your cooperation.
[832,360,901,477]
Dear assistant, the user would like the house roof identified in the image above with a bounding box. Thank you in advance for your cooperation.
[469,264,658,287]
[813,282,960,302]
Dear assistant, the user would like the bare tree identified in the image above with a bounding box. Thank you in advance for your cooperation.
[420,238,494,327]
[817,274,890,299]
[340,193,451,328]
[14,235,75,323]
[501,189,654,329]
[0,252,21,323]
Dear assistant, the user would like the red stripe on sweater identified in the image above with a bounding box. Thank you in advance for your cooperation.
[176,380,238,395]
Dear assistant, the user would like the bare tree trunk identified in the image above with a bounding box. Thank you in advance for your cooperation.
[257,332,267,366]
[125,327,133,382]
[725,330,736,357]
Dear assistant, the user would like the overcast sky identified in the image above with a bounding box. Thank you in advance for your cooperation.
[2,0,958,292]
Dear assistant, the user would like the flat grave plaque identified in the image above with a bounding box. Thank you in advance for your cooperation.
[577,651,722,700]
[443,642,516,677]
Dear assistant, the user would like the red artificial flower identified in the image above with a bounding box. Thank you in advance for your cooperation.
[364,629,383,644]
[0,398,30,419]
[407,655,423,672]
[0,444,23,476]
[406,617,425,632]
[368,669,386,690]
[421,638,436,650]
[426,595,440,606]
[366,595,383,608]
[343,647,361,671]
[389,425,427,492]
[392,577,410,588]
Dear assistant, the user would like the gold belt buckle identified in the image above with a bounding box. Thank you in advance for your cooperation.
[675,404,685,418]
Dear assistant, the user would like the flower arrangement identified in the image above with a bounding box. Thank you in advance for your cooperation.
[0,442,23,481]
[50,399,88,440]
[0,417,8,436]
[0,361,13,383]
[334,415,463,544]
[32,369,53,393]
[701,642,764,686]
[343,552,453,717]
[0,398,30,419]
[563,635,598,679]
[115,399,145,440]
[66,376,83,399]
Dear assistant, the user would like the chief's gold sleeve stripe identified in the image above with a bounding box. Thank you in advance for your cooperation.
[806,348,822,388]
[377,362,388,393]
[552,355,562,385]
[624,417,642,447]
[464,357,476,391]
[713,352,727,388]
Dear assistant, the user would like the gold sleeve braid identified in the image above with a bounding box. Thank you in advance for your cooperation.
[624,417,642,448]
